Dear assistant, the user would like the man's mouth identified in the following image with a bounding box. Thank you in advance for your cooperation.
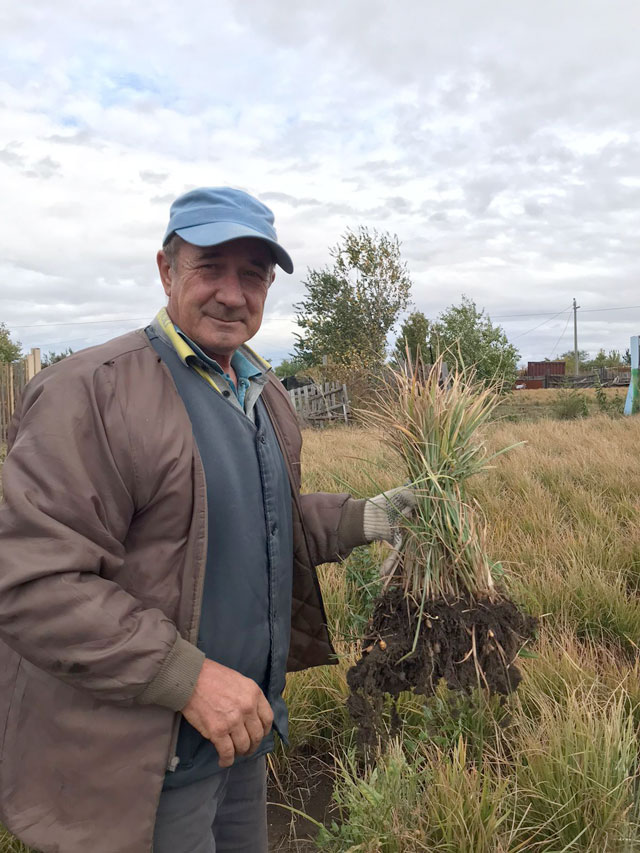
[206,315,243,324]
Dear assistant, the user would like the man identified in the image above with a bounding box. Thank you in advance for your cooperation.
[0,187,414,852]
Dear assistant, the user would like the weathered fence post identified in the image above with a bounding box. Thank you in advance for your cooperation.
[0,349,43,443]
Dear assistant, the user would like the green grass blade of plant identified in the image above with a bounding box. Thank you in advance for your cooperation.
[357,354,517,603]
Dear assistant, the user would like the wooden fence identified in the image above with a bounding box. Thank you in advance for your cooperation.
[0,349,41,444]
[288,382,350,424]
[546,368,631,389]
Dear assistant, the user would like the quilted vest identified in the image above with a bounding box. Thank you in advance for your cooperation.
[147,328,293,787]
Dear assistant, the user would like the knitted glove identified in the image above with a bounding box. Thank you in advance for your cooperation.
[362,485,417,544]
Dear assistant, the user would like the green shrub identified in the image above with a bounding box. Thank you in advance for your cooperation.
[512,691,639,851]
[315,688,640,852]
[551,389,589,420]
[316,740,510,853]
[594,382,625,417]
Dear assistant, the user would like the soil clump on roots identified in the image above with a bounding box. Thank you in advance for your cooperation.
[347,585,537,744]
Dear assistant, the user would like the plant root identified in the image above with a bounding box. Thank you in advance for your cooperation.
[346,585,537,745]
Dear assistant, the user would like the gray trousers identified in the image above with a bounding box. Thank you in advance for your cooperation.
[153,756,268,853]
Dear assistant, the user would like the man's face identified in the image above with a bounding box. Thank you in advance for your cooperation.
[157,237,275,362]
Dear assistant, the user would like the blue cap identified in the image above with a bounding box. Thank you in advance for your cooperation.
[163,187,294,274]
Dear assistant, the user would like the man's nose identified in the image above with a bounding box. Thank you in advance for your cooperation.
[215,271,246,308]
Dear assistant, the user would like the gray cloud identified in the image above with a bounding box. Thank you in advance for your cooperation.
[1,0,640,365]
[24,156,61,179]
[0,144,25,168]
[140,170,168,185]
[46,129,98,147]
[261,192,322,208]
[150,193,175,205]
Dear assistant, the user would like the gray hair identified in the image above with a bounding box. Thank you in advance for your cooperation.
[162,233,184,270]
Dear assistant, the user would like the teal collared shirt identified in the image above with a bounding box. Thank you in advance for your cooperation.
[175,329,262,409]
[152,307,271,421]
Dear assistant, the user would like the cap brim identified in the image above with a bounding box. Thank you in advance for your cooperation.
[173,221,294,274]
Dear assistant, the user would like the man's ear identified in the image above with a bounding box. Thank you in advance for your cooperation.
[157,249,172,297]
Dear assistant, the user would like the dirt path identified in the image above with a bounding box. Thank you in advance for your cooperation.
[267,763,335,852]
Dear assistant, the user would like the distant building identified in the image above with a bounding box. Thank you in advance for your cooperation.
[517,361,566,389]
[527,361,566,378]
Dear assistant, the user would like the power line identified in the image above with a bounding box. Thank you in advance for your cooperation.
[580,304,640,314]
[549,312,573,359]
[492,309,572,319]
[37,335,110,349]
[494,303,640,320]
[9,317,150,329]
[512,306,572,341]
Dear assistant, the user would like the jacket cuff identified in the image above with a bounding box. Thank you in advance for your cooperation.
[337,497,367,550]
[135,635,205,711]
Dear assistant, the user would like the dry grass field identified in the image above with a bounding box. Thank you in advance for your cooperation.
[2,392,640,851]
[279,409,640,851]
[500,386,627,421]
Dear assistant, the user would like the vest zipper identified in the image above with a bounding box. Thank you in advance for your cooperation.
[261,386,335,656]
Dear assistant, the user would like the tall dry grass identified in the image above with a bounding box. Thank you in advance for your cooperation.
[500,387,626,422]
[284,413,640,850]
[477,416,640,651]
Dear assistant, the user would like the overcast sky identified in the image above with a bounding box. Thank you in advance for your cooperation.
[2,0,639,366]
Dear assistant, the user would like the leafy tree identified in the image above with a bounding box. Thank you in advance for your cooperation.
[428,296,519,386]
[624,348,631,366]
[293,227,412,372]
[392,311,431,366]
[557,350,591,372]
[586,348,624,369]
[0,323,22,363]
[41,348,74,368]
[606,349,623,368]
[589,349,608,369]
[273,357,305,379]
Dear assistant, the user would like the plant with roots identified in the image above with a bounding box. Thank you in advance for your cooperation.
[346,355,536,737]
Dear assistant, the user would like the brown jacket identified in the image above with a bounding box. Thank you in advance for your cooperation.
[0,330,365,853]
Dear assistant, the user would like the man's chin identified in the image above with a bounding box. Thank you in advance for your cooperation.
[196,330,246,359]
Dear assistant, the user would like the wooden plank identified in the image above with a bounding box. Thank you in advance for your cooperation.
[0,363,9,443]
[287,381,351,424]
[25,352,35,382]
[0,355,38,443]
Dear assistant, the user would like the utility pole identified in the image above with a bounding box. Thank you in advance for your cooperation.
[573,297,580,375]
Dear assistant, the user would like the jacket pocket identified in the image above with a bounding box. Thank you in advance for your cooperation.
[175,719,205,768]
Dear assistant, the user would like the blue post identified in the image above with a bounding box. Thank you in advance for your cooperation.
[624,336,639,415]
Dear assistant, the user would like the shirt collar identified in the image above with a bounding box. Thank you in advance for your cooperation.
[153,307,271,379]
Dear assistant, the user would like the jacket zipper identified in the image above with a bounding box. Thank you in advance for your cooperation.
[166,442,209,771]
[143,341,209,773]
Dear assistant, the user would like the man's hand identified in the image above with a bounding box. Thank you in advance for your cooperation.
[181,659,273,768]
[363,485,417,544]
